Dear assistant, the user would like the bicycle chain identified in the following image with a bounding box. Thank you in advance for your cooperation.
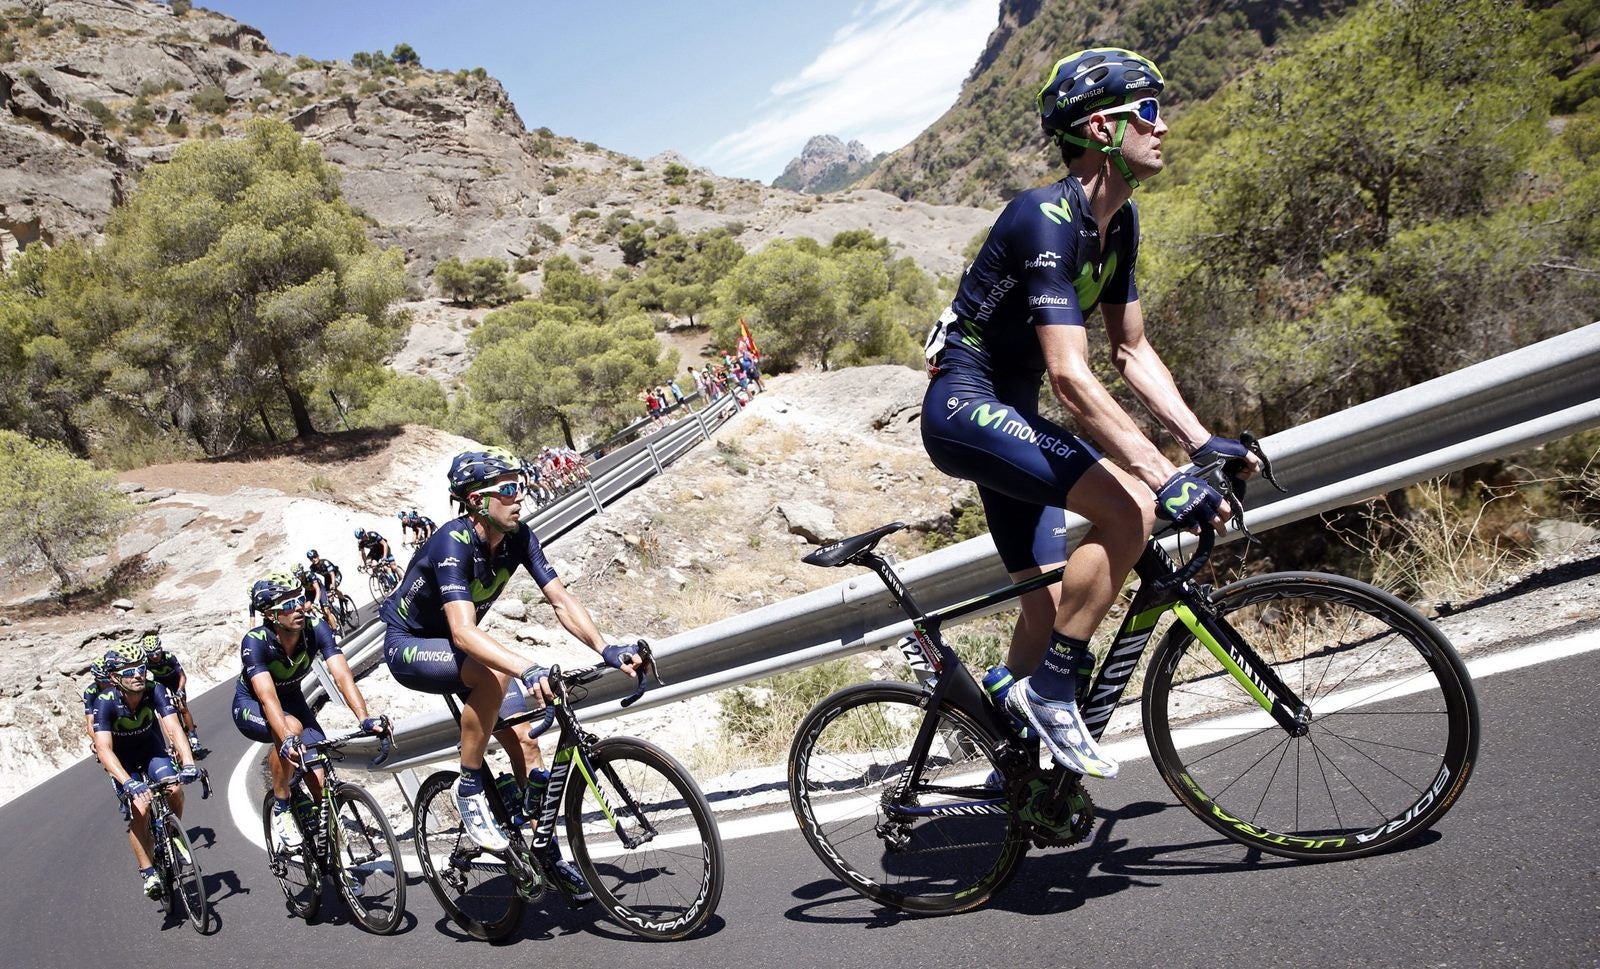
[1012,771,1095,848]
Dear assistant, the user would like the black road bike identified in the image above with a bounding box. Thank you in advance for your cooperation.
[787,439,1480,914]
[143,771,212,933]
[328,589,358,632]
[263,726,407,934]
[360,562,401,603]
[413,642,724,941]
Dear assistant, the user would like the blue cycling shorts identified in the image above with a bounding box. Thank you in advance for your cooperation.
[115,745,177,801]
[385,628,542,727]
[232,692,327,749]
[921,373,1102,572]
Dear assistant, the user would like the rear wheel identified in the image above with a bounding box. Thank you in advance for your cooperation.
[788,681,1025,914]
[564,737,724,940]
[1144,571,1479,861]
[164,815,210,933]
[260,791,321,921]
[413,770,524,941]
[331,782,407,934]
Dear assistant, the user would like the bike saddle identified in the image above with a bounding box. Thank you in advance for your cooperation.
[802,522,907,568]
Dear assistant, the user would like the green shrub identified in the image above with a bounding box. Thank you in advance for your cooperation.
[191,84,228,114]
[259,67,287,94]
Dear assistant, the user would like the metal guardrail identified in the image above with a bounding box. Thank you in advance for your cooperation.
[332,322,1600,771]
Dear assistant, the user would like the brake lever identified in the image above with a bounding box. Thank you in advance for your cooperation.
[619,639,660,709]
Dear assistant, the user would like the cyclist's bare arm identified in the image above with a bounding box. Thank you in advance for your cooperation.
[160,710,195,765]
[249,670,300,749]
[1039,320,1180,491]
[444,599,540,683]
[323,652,372,722]
[542,577,639,676]
[93,730,135,789]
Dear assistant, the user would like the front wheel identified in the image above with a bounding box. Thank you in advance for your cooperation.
[1143,571,1480,861]
[163,815,210,933]
[413,770,524,941]
[787,681,1025,915]
[331,782,407,934]
[565,737,724,940]
[260,791,321,921]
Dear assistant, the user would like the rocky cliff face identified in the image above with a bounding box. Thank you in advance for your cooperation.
[0,0,991,285]
[771,135,881,195]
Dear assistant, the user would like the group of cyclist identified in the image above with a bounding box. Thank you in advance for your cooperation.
[88,43,1267,926]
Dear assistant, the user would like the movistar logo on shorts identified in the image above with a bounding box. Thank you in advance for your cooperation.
[1039,197,1074,225]
[1164,482,1199,514]
[984,414,1080,458]
[402,644,454,664]
[971,404,1008,428]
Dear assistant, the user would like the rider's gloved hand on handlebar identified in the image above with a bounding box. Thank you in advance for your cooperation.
[520,664,553,707]
[1190,434,1250,467]
[1155,471,1224,529]
[278,735,303,763]
[178,763,200,784]
[360,716,389,736]
[602,644,641,674]
[122,777,150,799]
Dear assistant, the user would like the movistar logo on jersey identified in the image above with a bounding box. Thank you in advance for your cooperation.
[1074,252,1119,311]
[971,404,1009,429]
[1164,481,1199,514]
[450,528,472,544]
[247,629,267,641]
[267,650,312,682]
[1039,197,1074,225]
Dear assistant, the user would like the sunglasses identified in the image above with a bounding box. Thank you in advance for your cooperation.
[273,595,309,613]
[1075,97,1160,127]
[115,665,147,679]
[473,481,526,501]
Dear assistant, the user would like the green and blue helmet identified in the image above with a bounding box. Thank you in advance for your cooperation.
[1038,48,1165,187]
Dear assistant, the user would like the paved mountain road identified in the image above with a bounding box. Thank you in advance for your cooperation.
[4,630,1597,969]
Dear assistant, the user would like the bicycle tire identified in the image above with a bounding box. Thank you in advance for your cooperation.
[564,736,724,940]
[368,573,386,605]
[1143,571,1480,861]
[787,681,1026,914]
[260,790,321,921]
[413,770,524,941]
[331,782,408,934]
[164,814,210,933]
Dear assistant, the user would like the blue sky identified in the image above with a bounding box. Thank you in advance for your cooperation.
[197,0,997,182]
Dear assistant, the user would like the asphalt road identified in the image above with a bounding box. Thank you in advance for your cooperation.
[4,630,1597,969]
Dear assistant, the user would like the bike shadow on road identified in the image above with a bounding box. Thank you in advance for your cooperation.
[782,799,1359,926]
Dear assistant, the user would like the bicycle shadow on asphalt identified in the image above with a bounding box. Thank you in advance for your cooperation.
[426,898,725,945]
[782,798,1359,926]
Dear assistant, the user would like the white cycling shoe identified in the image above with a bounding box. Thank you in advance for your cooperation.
[271,805,304,851]
[455,787,511,852]
[1006,677,1120,779]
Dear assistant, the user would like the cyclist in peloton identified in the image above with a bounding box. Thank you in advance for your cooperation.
[381,447,641,897]
[293,561,341,634]
[142,634,207,757]
[920,48,1258,779]
[91,641,200,899]
[355,527,401,587]
[81,658,132,822]
[234,571,387,851]
[306,548,343,596]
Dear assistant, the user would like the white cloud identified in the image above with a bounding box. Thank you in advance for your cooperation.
[701,0,996,182]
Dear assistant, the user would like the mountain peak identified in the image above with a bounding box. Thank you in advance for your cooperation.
[772,135,881,194]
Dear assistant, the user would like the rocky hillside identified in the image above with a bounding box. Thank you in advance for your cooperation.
[771,135,882,194]
[865,0,1360,203]
[0,0,991,283]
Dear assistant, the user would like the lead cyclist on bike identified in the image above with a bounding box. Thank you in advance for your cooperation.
[920,48,1258,780]
[381,447,642,897]
[142,634,207,757]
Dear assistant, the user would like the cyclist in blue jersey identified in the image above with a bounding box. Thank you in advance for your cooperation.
[306,548,343,594]
[81,658,131,821]
[234,570,387,851]
[382,446,640,895]
[921,48,1258,779]
[141,633,206,756]
[355,527,403,590]
[293,561,341,635]
[91,641,199,898]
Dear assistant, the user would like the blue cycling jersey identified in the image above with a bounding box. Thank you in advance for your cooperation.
[91,683,177,754]
[381,514,558,638]
[82,680,109,716]
[234,615,342,704]
[146,652,183,690]
[930,176,1139,399]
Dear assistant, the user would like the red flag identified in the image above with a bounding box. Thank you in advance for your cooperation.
[738,318,760,359]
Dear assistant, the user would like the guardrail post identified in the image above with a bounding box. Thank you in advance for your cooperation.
[395,768,421,806]
[646,440,664,475]
[583,477,603,513]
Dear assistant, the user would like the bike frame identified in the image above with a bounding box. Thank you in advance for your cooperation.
[851,525,1311,820]
[286,731,390,871]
